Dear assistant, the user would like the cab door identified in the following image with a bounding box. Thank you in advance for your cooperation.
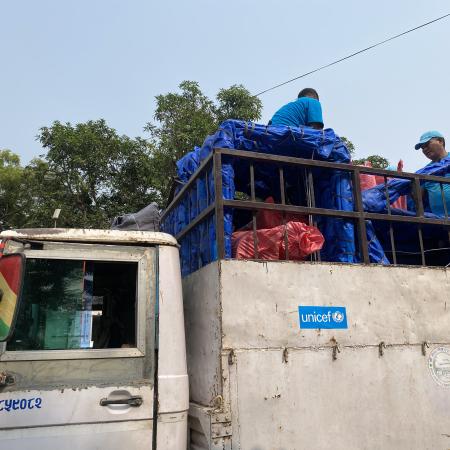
[0,241,157,450]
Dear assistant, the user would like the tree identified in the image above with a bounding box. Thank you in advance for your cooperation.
[31,120,159,228]
[145,81,262,205]
[353,155,390,169]
[0,150,28,229]
[340,136,390,168]
[340,137,355,157]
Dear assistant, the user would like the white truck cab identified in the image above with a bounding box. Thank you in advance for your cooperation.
[0,229,188,450]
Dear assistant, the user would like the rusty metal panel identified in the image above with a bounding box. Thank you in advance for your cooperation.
[0,229,177,246]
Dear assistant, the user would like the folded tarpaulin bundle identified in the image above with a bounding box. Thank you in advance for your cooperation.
[362,156,450,214]
[111,202,160,231]
[232,221,325,261]
[359,160,407,210]
[199,120,349,163]
[176,146,202,183]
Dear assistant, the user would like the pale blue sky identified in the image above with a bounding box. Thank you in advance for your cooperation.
[1,0,449,171]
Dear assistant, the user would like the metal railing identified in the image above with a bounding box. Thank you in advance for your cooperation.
[161,148,450,267]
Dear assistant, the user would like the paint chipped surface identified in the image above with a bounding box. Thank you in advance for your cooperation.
[0,228,177,246]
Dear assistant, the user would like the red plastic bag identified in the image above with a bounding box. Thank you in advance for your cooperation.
[241,197,308,230]
[279,221,325,260]
[232,221,324,261]
[232,227,282,260]
[359,161,378,190]
[357,160,407,209]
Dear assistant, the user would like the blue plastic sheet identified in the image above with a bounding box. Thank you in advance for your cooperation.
[362,156,450,214]
[162,119,389,275]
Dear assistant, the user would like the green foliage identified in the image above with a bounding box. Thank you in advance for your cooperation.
[29,119,160,228]
[0,150,28,229]
[1,82,262,229]
[340,137,355,156]
[0,120,159,230]
[145,81,262,205]
[353,155,390,169]
[341,136,389,168]
[215,84,262,124]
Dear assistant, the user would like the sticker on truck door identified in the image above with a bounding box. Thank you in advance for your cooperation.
[298,306,348,329]
[428,347,450,387]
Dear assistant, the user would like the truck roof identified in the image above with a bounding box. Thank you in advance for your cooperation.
[0,228,177,246]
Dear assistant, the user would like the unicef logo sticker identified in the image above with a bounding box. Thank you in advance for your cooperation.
[428,347,450,387]
[332,311,345,323]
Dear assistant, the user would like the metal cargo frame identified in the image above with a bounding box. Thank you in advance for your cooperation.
[161,148,450,267]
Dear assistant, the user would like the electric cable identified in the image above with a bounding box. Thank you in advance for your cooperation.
[255,13,450,97]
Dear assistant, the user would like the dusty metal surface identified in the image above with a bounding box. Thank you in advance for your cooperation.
[182,262,222,407]
[233,346,450,450]
[221,260,450,349]
[185,260,450,450]
[0,228,177,246]
[0,358,149,391]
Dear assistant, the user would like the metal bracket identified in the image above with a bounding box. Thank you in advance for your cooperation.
[228,349,236,366]
[378,342,386,357]
[332,341,341,361]
[282,347,289,364]
[421,341,430,356]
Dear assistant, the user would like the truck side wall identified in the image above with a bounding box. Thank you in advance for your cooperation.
[184,260,450,450]
[182,262,222,407]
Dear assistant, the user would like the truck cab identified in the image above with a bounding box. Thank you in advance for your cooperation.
[0,229,188,450]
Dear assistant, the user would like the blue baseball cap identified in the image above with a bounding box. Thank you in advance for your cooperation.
[414,130,444,150]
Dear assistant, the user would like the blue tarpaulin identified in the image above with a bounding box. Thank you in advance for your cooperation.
[162,120,392,275]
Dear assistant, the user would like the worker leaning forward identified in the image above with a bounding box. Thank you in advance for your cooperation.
[269,88,324,129]
[414,130,450,216]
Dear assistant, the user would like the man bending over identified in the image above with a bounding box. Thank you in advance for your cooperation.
[269,88,324,129]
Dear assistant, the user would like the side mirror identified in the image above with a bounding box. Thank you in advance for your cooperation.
[0,254,25,342]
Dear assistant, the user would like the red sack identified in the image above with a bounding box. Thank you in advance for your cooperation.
[359,161,378,191]
[232,221,324,261]
[358,161,385,187]
[232,227,283,260]
[279,221,325,260]
[357,160,407,210]
[241,197,308,230]
[391,159,407,209]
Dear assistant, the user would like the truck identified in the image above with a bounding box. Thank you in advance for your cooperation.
[1,143,450,449]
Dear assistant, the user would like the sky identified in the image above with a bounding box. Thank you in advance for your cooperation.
[1,0,449,172]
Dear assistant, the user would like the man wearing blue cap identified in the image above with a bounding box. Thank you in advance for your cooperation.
[415,131,450,216]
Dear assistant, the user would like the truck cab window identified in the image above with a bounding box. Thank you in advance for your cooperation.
[7,259,137,351]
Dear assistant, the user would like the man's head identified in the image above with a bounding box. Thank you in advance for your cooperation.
[415,131,447,162]
[298,88,319,100]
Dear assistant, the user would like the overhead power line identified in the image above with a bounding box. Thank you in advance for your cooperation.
[255,13,450,97]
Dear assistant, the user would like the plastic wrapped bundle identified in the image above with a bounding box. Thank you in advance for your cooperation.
[280,221,325,260]
[232,221,324,261]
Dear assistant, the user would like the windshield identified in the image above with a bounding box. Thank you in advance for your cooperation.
[7,258,138,351]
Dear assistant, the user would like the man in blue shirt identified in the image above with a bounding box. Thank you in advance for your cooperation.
[269,88,324,129]
[414,130,450,216]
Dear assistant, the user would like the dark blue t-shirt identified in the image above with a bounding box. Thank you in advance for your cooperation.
[270,97,323,128]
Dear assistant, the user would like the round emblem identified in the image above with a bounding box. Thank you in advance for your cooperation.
[428,347,450,387]
[332,311,344,323]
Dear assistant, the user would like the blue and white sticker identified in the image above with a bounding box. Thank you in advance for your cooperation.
[0,397,42,412]
[298,306,348,329]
